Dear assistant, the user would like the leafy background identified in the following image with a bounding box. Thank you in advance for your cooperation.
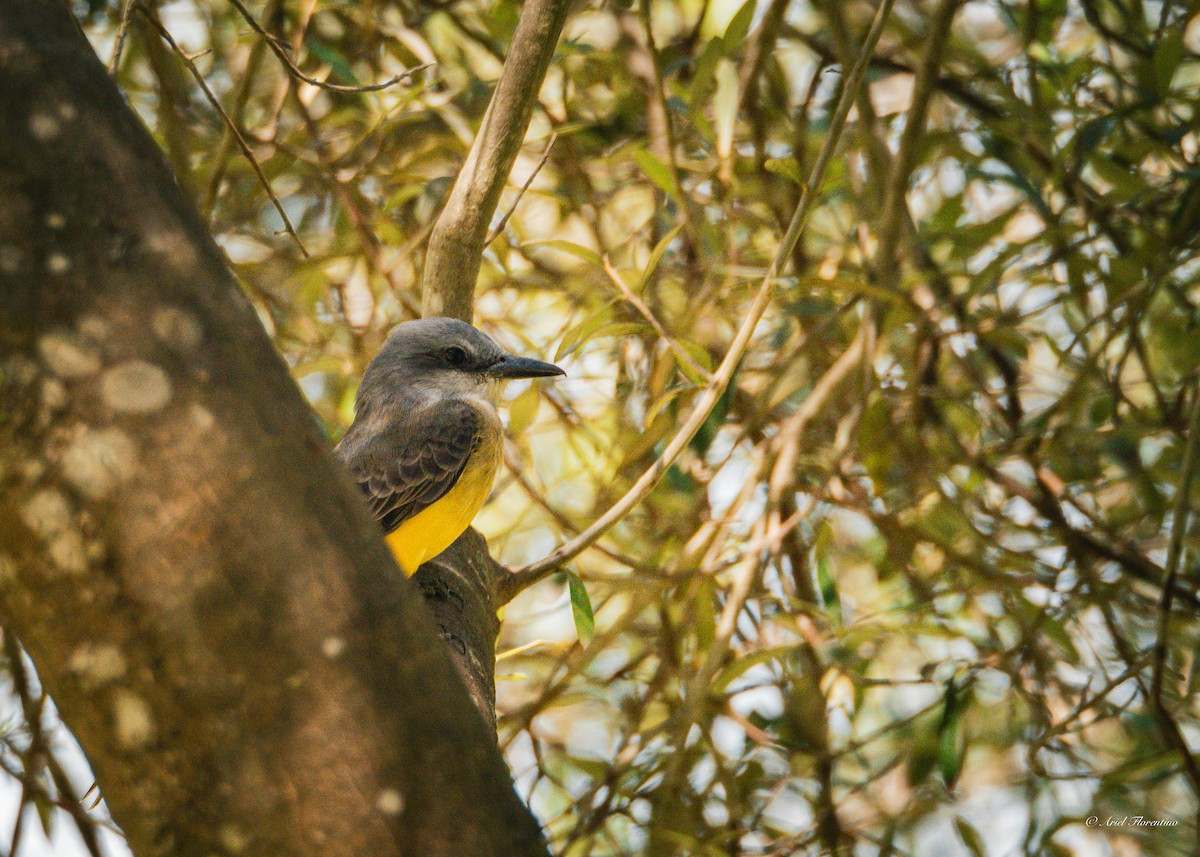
[5,0,1200,854]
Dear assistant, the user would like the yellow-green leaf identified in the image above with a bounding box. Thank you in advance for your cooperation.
[634,149,682,201]
[555,300,617,361]
[566,571,594,646]
[507,383,541,435]
[712,645,796,693]
[523,239,602,267]
[641,223,683,288]
[764,157,805,185]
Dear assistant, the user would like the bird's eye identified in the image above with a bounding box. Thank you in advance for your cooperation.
[443,346,469,367]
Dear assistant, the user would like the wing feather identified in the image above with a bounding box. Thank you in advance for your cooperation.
[341,401,482,534]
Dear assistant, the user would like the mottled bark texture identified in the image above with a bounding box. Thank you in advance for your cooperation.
[420,0,572,322]
[414,529,504,729]
[0,3,548,856]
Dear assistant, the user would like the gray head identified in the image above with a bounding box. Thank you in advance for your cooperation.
[356,317,563,412]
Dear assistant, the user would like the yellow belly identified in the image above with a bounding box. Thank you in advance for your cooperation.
[385,442,500,575]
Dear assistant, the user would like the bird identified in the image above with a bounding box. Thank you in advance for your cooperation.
[335,317,564,574]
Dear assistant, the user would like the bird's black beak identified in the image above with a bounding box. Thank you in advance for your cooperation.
[486,354,565,380]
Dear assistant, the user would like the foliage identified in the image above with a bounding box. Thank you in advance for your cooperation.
[17,0,1200,854]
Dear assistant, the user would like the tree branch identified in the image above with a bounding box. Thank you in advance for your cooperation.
[420,0,572,322]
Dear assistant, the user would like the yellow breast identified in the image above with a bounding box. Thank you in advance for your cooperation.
[386,436,501,575]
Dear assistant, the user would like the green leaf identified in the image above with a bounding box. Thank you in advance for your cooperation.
[687,38,724,106]
[816,553,840,624]
[1152,29,1185,95]
[814,522,841,624]
[634,149,682,201]
[764,157,805,185]
[523,239,602,267]
[563,839,593,857]
[555,299,617,361]
[644,382,699,425]
[676,340,714,373]
[722,0,756,47]
[564,755,610,779]
[1089,155,1144,198]
[586,321,649,348]
[1073,115,1115,158]
[305,40,361,87]
[566,571,595,646]
[672,339,714,384]
[712,645,796,693]
[938,679,966,788]
[1038,615,1081,661]
[954,817,987,857]
[641,223,683,288]
[506,383,541,435]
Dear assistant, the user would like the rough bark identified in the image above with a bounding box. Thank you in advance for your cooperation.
[420,0,572,322]
[0,3,548,856]
[413,529,504,729]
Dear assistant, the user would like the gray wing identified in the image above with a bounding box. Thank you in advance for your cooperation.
[339,401,482,534]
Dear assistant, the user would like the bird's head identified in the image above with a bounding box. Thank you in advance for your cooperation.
[357,317,564,411]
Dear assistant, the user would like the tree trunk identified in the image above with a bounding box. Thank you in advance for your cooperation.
[0,3,548,855]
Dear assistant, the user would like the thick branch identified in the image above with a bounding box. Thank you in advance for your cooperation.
[0,3,546,856]
[413,528,504,730]
[420,0,571,321]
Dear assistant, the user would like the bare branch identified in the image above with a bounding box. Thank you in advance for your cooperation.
[108,0,138,73]
[874,0,963,280]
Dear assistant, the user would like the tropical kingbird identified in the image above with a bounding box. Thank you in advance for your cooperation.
[336,317,564,574]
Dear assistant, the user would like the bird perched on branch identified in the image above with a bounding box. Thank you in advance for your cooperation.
[336,317,564,574]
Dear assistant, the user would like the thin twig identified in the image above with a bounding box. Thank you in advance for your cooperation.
[486,133,557,245]
[501,444,646,573]
[874,0,963,279]
[600,255,713,383]
[736,0,790,110]
[634,0,700,246]
[108,0,139,74]
[1151,384,1200,717]
[225,0,433,93]
[766,319,872,505]
[202,0,282,213]
[500,0,897,602]
[287,90,425,319]
[45,752,108,857]
[4,633,45,857]
[136,4,309,257]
